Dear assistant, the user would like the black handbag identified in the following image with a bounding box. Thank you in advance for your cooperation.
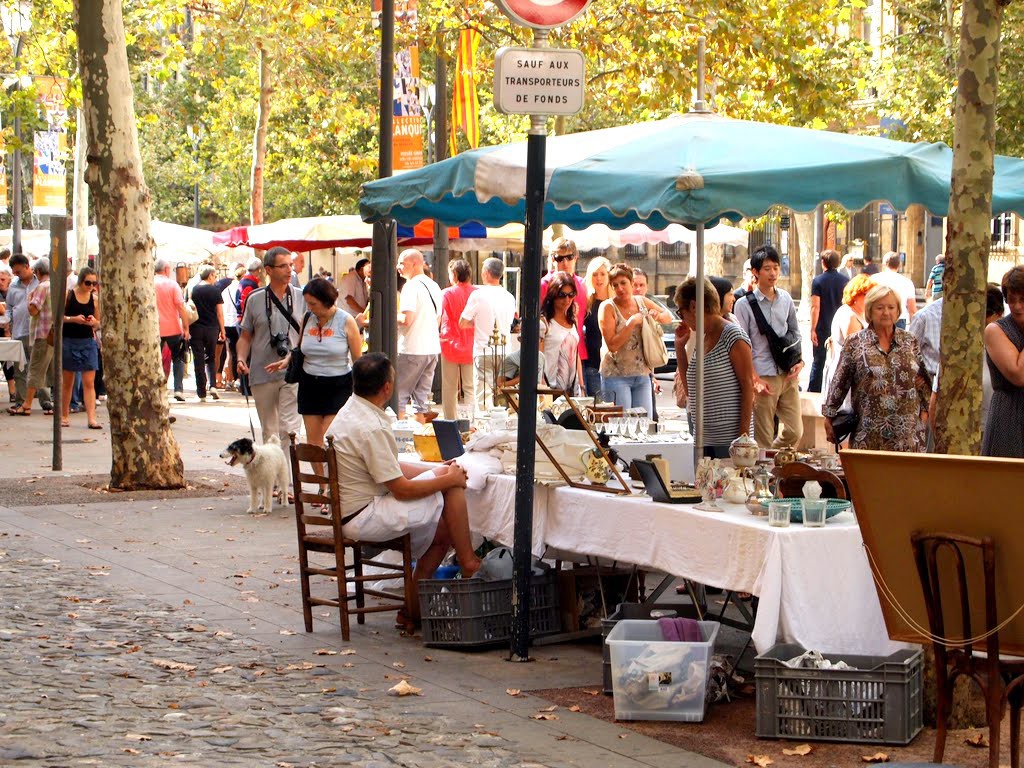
[831,408,859,446]
[284,312,311,385]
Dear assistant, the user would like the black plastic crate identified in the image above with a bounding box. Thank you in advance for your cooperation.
[419,573,558,649]
[755,643,923,745]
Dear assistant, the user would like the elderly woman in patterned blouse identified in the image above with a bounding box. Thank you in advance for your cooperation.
[823,284,931,451]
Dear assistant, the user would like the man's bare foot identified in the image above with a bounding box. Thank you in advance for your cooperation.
[460,557,483,579]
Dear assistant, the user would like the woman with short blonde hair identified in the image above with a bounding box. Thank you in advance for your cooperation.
[581,256,612,396]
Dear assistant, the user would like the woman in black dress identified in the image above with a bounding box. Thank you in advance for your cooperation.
[61,267,102,429]
[983,266,1024,457]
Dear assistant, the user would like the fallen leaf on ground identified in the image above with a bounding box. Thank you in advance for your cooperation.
[392,662,405,669]
[556,735,575,741]
[861,753,889,763]
[965,733,989,748]
[747,756,774,767]
[123,747,141,754]
[210,666,233,674]
[539,705,558,712]
[782,745,813,756]
[340,649,357,656]
[506,688,522,697]
[284,662,317,671]
[583,689,601,696]
[342,662,354,668]
[125,733,152,741]
[617,734,627,739]
[279,630,296,636]
[388,679,422,696]
[320,687,336,694]
[530,713,558,721]
[423,656,433,662]
[186,625,207,632]
[569,705,581,712]
[152,659,196,672]
[314,649,338,656]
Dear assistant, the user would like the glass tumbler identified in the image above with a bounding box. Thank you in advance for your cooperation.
[768,500,793,528]
[802,499,828,527]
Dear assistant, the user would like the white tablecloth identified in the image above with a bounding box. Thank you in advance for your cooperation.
[0,338,26,369]
[407,453,901,656]
[610,438,695,484]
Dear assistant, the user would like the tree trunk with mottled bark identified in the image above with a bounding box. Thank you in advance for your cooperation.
[250,44,272,225]
[76,0,185,490]
[934,0,1003,456]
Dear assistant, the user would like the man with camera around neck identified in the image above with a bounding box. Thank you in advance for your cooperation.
[236,247,306,446]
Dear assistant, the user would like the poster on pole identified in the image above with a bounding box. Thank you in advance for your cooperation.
[0,115,7,215]
[371,0,425,174]
[32,76,70,216]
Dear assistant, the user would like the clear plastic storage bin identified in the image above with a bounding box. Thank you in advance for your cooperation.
[605,619,720,722]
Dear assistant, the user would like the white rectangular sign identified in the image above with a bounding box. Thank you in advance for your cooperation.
[493,47,585,116]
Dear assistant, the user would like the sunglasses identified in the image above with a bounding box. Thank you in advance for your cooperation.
[83,280,98,287]
[556,291,577,299]
[553,254,575,263]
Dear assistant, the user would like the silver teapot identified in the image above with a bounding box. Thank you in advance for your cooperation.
[744,464,777,516]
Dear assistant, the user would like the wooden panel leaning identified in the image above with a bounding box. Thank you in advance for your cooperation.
[287,433,415,640]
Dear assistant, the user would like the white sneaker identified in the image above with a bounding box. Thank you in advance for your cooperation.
[209,388,220,400]
[197,396,207,403]
[174,392,185,402]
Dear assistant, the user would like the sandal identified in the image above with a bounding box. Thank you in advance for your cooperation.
[42,409,54,416]
[61,419,70,428]
[88,423,103,430]
[8,405,31,416]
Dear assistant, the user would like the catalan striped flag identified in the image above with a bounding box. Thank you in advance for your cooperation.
[450,28,481,156]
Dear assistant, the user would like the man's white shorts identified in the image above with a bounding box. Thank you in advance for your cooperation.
[342,472,444,558]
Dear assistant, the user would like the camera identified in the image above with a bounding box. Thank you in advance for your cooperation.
[269,332,290,357]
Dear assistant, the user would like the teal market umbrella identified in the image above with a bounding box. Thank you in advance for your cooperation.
[360,111,1024,230]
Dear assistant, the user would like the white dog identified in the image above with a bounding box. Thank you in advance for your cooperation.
[220,435,290,514]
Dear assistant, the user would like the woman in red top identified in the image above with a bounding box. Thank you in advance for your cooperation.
[439,259,476,420]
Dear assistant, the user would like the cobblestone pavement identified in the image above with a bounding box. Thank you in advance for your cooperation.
[0,540,552,768]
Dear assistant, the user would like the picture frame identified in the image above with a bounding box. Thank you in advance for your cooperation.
[501,386,631,495]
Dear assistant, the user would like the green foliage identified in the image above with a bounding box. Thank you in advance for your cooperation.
[877,0,1024,156]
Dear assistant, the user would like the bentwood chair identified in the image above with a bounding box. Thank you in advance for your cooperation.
[287,434,415,640]
[911,532,1024,768]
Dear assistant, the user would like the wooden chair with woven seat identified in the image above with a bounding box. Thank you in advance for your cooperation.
[288,434,416,640]
[911,532,1024,768]
[775,461,847,499]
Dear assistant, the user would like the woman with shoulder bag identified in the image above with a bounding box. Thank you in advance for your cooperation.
[61,267,103,429]
[599,263,671,416]
[269,278,362,456]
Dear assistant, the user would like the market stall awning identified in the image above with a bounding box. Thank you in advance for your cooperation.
[360,111,1024,229]
[557,221,749,251]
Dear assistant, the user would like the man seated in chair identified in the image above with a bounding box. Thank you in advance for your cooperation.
[326,353,482,621]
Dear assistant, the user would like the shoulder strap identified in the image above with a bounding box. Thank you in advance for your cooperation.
[268,288,301,333]
[418,278,438,313]
[745,292,778,341]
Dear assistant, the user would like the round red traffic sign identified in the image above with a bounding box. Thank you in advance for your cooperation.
[496,0,591,29]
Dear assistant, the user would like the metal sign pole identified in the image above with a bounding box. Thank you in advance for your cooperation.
[509,28,549,664]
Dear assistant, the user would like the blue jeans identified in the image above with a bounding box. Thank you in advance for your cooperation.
[582,365,602,398]
[602,375,653,416]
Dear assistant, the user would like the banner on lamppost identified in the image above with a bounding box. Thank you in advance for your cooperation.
[373,0,425,174]
[32,76,69,216]
[0,115,7,215]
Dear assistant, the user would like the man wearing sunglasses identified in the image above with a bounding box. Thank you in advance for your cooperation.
[540,238,589,371]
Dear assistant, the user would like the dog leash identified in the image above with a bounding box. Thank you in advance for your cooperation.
[241,373,257,442]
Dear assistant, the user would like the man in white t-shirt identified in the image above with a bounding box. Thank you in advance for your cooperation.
[871,252,918,328]
[339,257,369,315]
[460,257,517,415]
[396,249,443,417]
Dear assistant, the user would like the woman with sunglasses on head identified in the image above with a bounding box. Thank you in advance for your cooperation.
[599,263,672,416]
[539,273,584,395]
[61,267,102,429]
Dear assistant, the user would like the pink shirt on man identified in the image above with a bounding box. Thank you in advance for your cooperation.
[155,274,185,337]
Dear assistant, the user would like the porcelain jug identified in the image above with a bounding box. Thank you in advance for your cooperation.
[579,448,611,485]
[729,434,759,468]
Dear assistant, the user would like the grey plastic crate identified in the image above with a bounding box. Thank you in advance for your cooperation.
[755,643,923,745]
[600,603,699,694]
[418,573,559,649]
